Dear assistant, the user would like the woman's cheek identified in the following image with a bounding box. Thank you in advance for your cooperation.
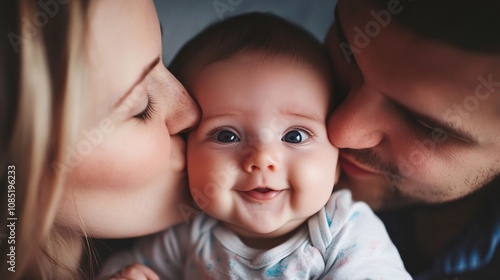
[66,123,173,191]
[57,123,188,236]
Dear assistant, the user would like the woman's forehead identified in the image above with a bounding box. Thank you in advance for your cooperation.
[85,0,161,112]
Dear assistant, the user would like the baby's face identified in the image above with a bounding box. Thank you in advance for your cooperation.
[187,53,338,241]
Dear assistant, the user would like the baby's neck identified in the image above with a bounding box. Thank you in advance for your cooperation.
[238,226,303,250]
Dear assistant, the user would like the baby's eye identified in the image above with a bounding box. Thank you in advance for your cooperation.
[211,130,240,143]
[281,129,311,143]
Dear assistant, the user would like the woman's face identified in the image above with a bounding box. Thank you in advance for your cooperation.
[56,0,200,238]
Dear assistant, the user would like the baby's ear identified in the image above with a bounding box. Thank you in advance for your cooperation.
[334,164,341,185]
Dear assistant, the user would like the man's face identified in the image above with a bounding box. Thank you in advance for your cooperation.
[326,0,500,211]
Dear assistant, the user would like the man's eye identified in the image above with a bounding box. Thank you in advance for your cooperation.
[415,119,473,143]
[281,129,311,143]
[211,130,240,143]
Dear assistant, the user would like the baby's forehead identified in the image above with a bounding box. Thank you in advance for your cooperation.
[191,52,332,122]
[193,50,333,89]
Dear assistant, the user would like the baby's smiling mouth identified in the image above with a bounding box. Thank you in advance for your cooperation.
[241,187,282,201]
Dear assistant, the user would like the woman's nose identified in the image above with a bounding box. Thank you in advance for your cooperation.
[162,70,200,135]
[328,86,385,149]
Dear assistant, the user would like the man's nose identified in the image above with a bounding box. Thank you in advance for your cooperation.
[328,86,385,149]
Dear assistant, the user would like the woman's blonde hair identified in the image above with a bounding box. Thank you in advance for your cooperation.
[1,0,92,278]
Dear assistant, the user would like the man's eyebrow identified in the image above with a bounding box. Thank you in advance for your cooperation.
[113,56,161,108]
[393,100,478,143]
[333,4,360,66]
[334,6,348,44]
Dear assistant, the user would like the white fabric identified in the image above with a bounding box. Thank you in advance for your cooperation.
[100,190,411,279]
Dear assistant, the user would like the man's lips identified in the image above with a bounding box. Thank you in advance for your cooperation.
[240,187,282,201]
[339,156,377,176]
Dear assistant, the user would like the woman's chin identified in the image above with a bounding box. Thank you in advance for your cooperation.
[170,135,188,172]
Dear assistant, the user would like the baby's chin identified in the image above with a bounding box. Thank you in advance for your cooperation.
[227,220,307,249]
[226,217,307,238]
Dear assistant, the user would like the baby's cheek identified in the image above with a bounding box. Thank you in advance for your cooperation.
[187,149,211,203]
[187,161,221,206]
[300,164,334,191]
[288,148,338,212]
[307,148,338,186]
[187,145,239,212]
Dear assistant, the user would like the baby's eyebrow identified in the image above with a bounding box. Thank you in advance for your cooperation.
[279,107,325,123]
[201,112,240,122]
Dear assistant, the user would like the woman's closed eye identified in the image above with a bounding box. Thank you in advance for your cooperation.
[133,94,156,121]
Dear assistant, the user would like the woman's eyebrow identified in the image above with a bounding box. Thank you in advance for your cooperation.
[113,56,161,108]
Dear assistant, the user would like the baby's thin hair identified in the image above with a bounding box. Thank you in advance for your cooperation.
[169,12,332,91]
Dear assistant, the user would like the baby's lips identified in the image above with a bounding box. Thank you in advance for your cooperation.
[241,187,282,201]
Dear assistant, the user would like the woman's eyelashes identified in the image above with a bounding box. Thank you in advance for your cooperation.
[133,94,156,121]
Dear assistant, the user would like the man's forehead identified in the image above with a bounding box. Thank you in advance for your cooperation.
[335,0,500,145]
